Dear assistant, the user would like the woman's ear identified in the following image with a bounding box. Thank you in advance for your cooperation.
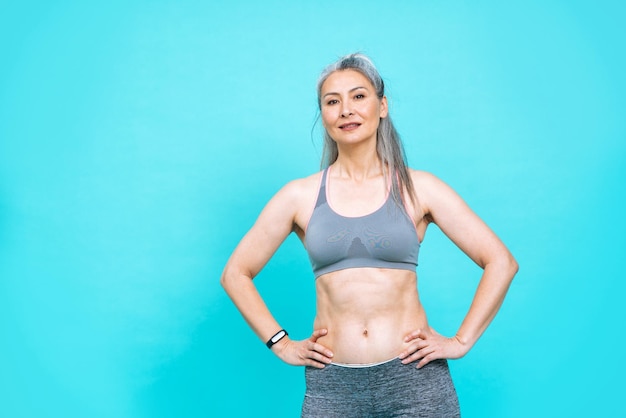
[380,96,389,118]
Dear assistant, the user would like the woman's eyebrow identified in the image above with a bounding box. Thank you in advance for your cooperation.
[322,86,368,99]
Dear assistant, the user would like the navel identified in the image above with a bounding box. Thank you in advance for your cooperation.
[363,329,368,337]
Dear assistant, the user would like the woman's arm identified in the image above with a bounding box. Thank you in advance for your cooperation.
[220,179,333,368]
[399,170,518,368]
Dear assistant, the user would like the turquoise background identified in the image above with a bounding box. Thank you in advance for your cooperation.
[1,1,624,417]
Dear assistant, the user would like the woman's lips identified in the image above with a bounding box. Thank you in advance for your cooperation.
[339,123,360,131]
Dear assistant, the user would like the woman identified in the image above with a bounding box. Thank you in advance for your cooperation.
[221,53,518,417]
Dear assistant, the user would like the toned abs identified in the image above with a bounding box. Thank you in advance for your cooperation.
[314,267,428,364]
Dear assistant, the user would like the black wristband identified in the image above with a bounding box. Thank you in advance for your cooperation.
[266,329,288,349]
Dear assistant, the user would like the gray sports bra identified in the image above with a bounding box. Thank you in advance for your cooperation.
[304,167,420,279]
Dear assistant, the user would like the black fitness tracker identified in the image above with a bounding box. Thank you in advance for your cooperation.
[266,329,288,349]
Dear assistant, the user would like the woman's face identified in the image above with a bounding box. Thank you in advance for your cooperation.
[320,69,388,147]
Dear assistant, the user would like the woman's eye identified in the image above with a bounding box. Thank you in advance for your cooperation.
[355,94,365,99]
[327,99,338,105]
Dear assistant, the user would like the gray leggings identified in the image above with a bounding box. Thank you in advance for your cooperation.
[301,358,460,417]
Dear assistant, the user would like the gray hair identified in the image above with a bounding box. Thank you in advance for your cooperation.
[316,53,416,205]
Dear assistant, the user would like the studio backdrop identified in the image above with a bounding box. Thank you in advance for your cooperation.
[1,1,624,417]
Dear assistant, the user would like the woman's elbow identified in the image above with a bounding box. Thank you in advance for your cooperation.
[506,252,519,279]
[220,265,238,292]
[487,251,518,281]
[220,264,252,293]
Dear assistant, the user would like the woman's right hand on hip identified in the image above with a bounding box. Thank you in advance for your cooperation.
[272,328,334,368]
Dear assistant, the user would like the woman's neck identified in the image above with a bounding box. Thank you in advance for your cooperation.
[332,149,383,182]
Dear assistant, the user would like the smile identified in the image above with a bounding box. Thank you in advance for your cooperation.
[339,123,361,131]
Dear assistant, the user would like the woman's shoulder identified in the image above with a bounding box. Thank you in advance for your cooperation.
[274,170,324,202]
[407,169,457,202]
[407,168,467,215]
[275,171,324,230]
[291,170,324,187]
[408,168,440,188]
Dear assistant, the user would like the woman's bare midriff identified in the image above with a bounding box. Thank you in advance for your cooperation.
[313,267,428,364]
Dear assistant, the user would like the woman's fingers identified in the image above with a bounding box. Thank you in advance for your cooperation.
[400,345,430,365]
[416,353,438,369]
[293,335,333,366]
[403,328,426,342]
[399,340,423,359]
[309,329,334,359]
[275,330,334,367]
[399,328,448,367]
[399,328,429,360]
[309,341,333,362]
[306,358,329,369]
[407,335,466,368]
[306,347,333,365]
[310,328,328,342]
